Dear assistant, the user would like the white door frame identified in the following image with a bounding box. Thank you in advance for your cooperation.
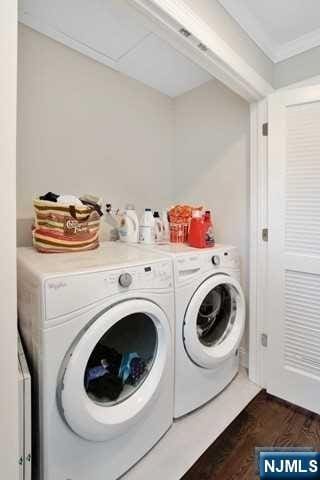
[249,100,269,386]
[0,0,18,478]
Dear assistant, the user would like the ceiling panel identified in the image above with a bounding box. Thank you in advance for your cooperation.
[20,0,151,60]
[118,34,212,98]
[19,0,213,96]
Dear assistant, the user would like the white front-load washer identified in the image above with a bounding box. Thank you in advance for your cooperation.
[136,243,245,418]
[17,242,174,480]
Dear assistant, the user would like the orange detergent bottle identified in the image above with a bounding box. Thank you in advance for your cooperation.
[188,210,206,248]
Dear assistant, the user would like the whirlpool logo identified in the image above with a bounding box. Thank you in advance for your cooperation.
[48,281,67,291]
[257,449,320,479]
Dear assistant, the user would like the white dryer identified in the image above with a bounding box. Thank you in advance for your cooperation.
[17,242,174,480]
[137,243,245,418]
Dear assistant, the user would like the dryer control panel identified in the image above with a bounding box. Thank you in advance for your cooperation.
[45,260,173,320]
[174,246,240,285]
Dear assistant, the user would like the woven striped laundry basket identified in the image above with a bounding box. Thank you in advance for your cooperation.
[33,199,101,253]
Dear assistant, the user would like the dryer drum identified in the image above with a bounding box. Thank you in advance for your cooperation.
[197,284,236,347]
[197,289,222,337]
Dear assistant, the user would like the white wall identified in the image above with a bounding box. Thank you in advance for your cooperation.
[181,0,274,87]
[17,24,174,245]
[173,79,250,353]
[0,1,18,479]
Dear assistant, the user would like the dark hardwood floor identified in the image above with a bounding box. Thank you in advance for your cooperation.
[182,390,320,480]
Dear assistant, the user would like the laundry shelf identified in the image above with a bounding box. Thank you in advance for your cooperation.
[123,369,261,480]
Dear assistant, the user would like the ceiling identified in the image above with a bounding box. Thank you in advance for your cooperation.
[19,0,212,97]
[218,0,320,62]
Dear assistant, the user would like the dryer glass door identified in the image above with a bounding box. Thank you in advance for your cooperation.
[183,274,245,369]
[58,299,171,442]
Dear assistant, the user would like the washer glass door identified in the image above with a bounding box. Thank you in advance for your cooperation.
[58,299,170,442]
[183,274,245,369]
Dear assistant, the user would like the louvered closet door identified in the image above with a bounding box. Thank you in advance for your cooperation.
[267,86,320,413]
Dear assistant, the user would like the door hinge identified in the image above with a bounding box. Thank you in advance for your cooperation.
[262,228,268,242]
[261,333,268,348]
[262,122,268,136]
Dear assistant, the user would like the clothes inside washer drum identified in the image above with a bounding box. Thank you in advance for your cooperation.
[86,371,124,401]
[85,345,147,402]
[87,345,122,375]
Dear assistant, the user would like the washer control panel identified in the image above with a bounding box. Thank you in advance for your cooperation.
[45,260,173,319]
[106,262,172,290]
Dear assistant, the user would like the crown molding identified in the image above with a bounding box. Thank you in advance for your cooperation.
[218,0,320,63]
[275,27,320,62]
[217,0,278,61]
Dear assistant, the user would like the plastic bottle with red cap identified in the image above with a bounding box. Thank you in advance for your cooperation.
[204,210,215,247]
[188,210,206,248]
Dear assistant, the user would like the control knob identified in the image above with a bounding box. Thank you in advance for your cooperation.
[118,273,133,288]
[212,255,220,266]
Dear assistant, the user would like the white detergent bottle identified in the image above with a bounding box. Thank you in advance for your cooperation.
[100,203,119,241]
[153,211,163,243]
[161,209,170,243]
[119,204,139,243]
[139,208,155,244]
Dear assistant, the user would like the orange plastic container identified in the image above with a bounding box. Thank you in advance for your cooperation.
[169,223,189,243]
[168,204,203,243]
